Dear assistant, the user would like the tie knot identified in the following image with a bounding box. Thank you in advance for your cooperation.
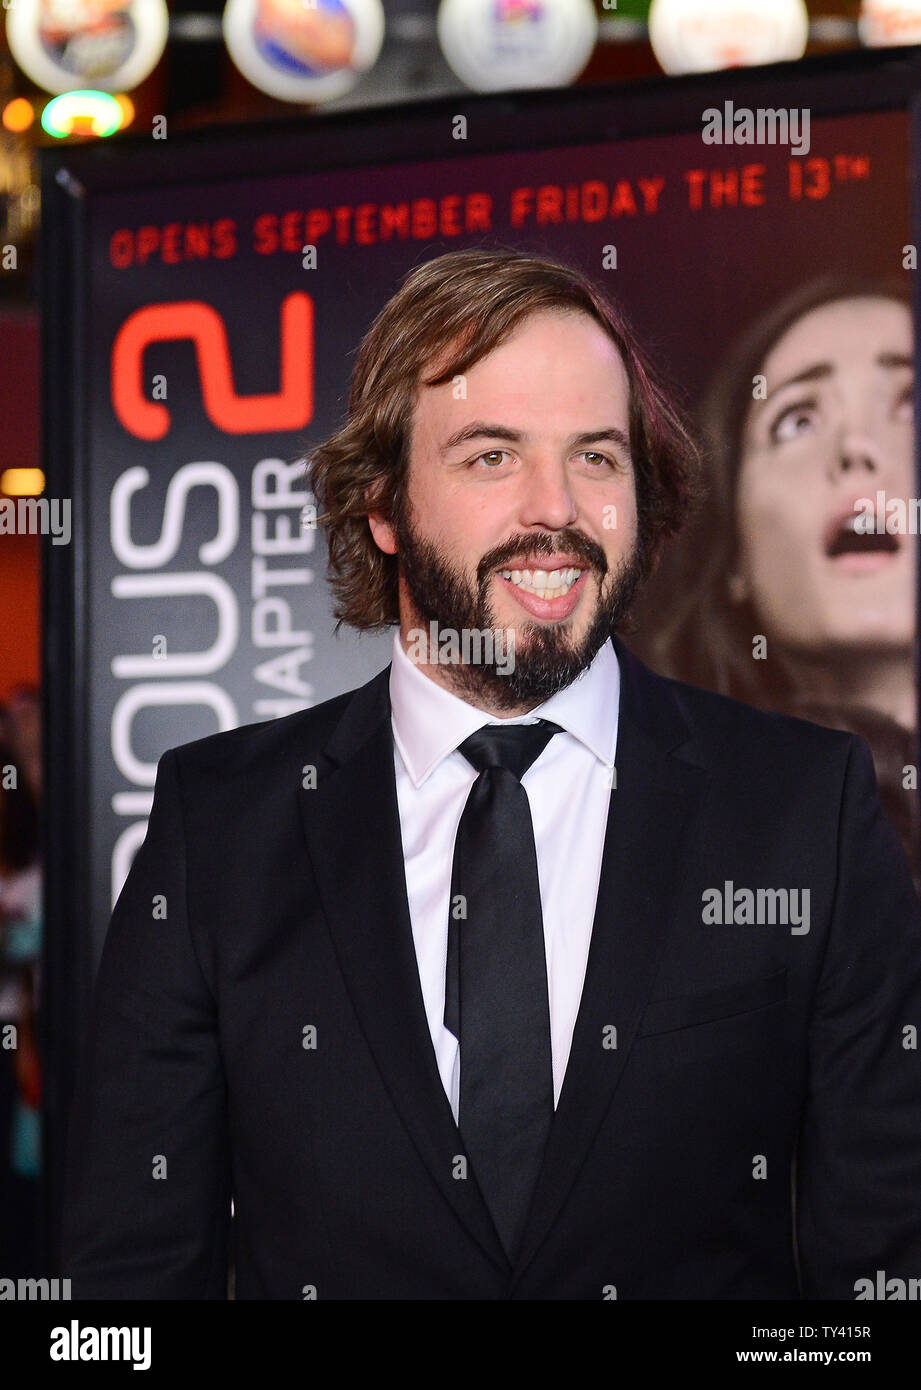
[457,719,562,781]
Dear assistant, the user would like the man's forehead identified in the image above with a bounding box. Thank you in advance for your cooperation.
[419,324,626,404]
[407,311,630,448]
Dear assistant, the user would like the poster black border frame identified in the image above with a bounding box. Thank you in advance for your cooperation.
[38,40,921,1277]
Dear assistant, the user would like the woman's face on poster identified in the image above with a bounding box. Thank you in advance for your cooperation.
[733,296,915,655]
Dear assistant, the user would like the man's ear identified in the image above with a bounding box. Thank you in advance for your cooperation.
[367,479,400,556]
[368,509,398,556]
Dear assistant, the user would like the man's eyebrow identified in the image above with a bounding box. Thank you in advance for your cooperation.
[764,353,914,403]
[440,422,632,454]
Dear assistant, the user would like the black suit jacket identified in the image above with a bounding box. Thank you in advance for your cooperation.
[60,636,921,1299]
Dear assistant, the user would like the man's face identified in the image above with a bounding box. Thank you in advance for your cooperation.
[368,307,644,713]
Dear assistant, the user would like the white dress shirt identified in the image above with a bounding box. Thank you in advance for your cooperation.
[389,630,621,1121]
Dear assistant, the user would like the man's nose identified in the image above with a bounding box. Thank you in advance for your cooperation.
[518,457,579,529]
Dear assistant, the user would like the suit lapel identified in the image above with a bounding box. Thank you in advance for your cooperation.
[508,637,709,1286]
[297,664,511,1272]
[298,638,709,1283]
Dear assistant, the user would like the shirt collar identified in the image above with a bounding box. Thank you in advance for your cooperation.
[389,627,620,788]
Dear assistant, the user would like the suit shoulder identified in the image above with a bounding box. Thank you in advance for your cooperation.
[658,669,859,766]
[160,679,371,781]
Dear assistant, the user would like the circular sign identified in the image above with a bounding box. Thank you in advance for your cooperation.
[222,0,385,104]
[436,0,599,93]
[648,0,808,76]
[6,0,168,95]
[859,0,921,47]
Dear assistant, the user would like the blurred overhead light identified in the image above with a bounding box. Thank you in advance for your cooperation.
[1,469,45,497]
[6,0,168,96]
[115,93,136,127]
[648,0,809,75]
[859,0,921,46]
[2,98,35,133]
[437,0,599,92]
[223,0,385,104]
[41,90,126,138]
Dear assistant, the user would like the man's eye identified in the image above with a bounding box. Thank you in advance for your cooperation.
[471,450,615,469]
[769,399,817,444]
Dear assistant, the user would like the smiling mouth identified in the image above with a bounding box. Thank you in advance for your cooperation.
[495,565,585,599]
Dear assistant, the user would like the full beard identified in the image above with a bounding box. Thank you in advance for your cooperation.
[393,500,648,712]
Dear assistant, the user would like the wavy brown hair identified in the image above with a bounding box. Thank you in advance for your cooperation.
[306,247,705,632]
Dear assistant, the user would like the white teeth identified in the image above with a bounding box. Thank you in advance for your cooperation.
[498,566,583,598]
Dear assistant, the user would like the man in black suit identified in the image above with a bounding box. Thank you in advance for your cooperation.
[61,248,921,1299]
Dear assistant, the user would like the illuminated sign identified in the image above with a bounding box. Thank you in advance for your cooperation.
[437,0,598,91]
[222,0,384,104]
[6,0,167,95]
[648,0,808,75]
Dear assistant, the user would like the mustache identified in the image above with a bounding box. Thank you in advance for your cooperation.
[476,532,608,583]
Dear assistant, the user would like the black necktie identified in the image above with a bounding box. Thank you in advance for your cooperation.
[444,718,563,1260]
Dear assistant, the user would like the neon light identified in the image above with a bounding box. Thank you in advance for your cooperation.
[2,98,34,133]
[115,94,136,128]
[41,91,124,139]
[0,468,45,497]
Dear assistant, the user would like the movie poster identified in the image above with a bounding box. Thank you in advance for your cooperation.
[51,99,916,980]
